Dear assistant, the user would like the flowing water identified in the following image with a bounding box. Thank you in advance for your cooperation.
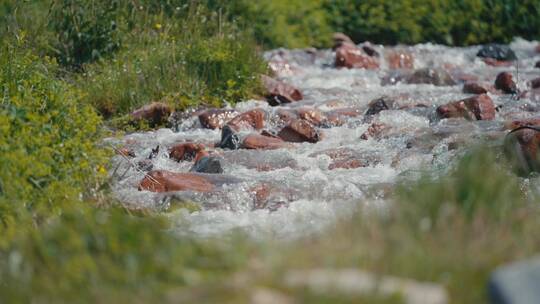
[108,38,540,239]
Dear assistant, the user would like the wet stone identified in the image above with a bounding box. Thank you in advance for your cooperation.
[365,96,395,116]
[198,109,238,129]
[190,156,224,174]
[278,119,321,143]
[476,44,517,61]
[495,72,518,94]
[437,94,495,121]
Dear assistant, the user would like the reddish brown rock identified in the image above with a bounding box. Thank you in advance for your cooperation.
[386,50,414,69]
[138,170,214,193]
[261,75,303,106]
[332,32,355,50]
[505,127,540,175]
[278,119,321,143]
[437,94,495,121]
[335,43,379,70]
[504,117,540,130]
[483,58,513,67]
[198,109,237,129]
[242,134,288,150]
[536,44,540,53]
[360,122,389,140]
[297,107,326,126]
[463,82,488,94]
[131,102,172,125]
[530,77,540,89]
[495,72,518,94]
[227,109,266,131]
[169,143,205,162]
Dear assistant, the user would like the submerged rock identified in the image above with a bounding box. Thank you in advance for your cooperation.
[477,44,517,61]
[495,72,518,94]
[261,75,303,106]
[365,96,395,116]
[278,119,321,143]
[437,94,496,121]
[463,82,488,94]
[386,50,414,69]
[139,170,215,193]
[406,68,456,86]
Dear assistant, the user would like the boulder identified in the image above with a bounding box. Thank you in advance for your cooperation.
[436,94,496,121]
[189,156,224,174]
[335,43,379,70]
[278,119,321,143]
[261,75,303,106]
[138,170,214,192]
[406,68,456,86]
[169,143,205,162]
[242,134,289,150]
[227,108,266,131]
[463,82,488,94]
[198,109,238,129]
[495,72,518,94]
[365,96,395,116]
[476,44,517,61]
[131,102,172,125]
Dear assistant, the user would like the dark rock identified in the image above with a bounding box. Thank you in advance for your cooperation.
[189,156,224,174]
[278,119,321,143]
[242,134,288,150]
[139,170,215,193]
[131,102,172,126]
[489,257,540,304]
[261,75,303,106]
[463,82,488,94]
[227,108,266,131]
[536,61,540,68]
[198,109,237,129]
[365,96,395,116]
[219,125,241,150]
[335,43,379,70]
[530,77,540,89]
[437,94,496,121]
[137,159,153,172]
[476,44,517,61]
[169,143,205,162]
[495,72,518,94]
[406,68,456,86]
[148,145,160,159]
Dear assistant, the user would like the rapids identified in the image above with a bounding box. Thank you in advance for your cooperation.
[108,38,540,239]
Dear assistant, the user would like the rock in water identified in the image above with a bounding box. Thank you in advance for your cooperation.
[504,126,540,176]
[463,82,488,94]
[219,125,241,150]
[169,143,205,162]
[261,75,303,106]
[198,109,237,129]
[278,119,321,143]
[477,44,517,61]
[227,109,266,131]
[406,68,456,86]
[495,72,518,94]
[335,43,379,70]
[437,94,496,120]
[138,170,215,192]
[365,96,395,116]
[489,257,540,304]
[242,134,288,150]
[190,156,224,174]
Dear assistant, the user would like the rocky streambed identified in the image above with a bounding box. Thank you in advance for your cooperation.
[108,36,540,238]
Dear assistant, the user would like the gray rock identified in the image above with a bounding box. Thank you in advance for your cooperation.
[489,257,540,304]
[190,156,224,174]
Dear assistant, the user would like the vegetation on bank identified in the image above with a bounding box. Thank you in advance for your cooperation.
[2,0,540,303]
